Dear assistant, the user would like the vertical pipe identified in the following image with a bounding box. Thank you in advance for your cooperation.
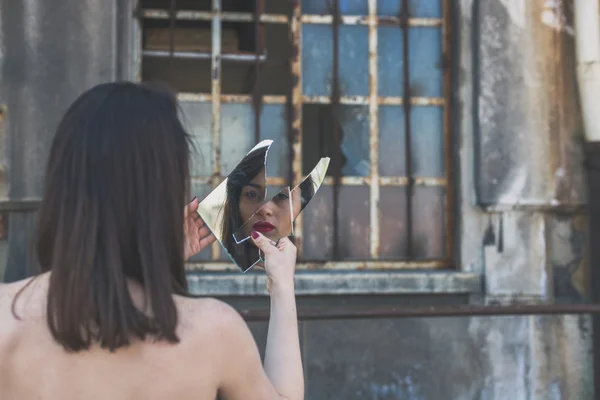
[290,0,304,257]
[368,0,380,258]
[401,0,413,258]
[211,0,222,260]
[331,0,342,260]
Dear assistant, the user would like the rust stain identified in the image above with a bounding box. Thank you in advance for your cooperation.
[289,0,304,256]
[401,0,414,258]
[331,0,342,260]
[442,0,454,260]
[368,0,380,258]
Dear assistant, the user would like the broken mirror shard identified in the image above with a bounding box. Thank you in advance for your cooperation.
[196,140,272,264]
[232,157,331,244]
[229,186,293,272]
[197,138,330,273]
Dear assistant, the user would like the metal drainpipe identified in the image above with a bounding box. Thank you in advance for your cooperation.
[574,0,600,396]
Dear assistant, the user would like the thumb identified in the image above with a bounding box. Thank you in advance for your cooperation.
[251,231,277,255]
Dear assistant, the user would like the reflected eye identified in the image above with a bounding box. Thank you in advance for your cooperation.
[273,192,290,203]
[242,190,263,203]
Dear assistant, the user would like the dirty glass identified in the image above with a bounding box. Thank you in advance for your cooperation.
[179,101,213,176]
[219,104,289,178]
[302,0,368,16]
[409,27,443,97]
[379,105,444,177]
[302,25,369,97]
[377,0,442,18]
[302,185,370,260]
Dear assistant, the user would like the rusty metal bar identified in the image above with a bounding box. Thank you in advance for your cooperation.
[210,0,222,260]
[169,0,176,57]
[186,259,450,272]
[239,303,600,322]
[141,9,442,27]
[442,0,454,262]
[368,0,380,259]
[251,0,265,145]
[401,0,414,258]
[177,93,445,106]
[190,176,447,187]
[143,9,290,23]
[331,0,342,260]
[301,15,443,27]
[290,0,304,257]
[143,50,267,63]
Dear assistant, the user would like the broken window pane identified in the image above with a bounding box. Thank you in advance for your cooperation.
[302,0,368,15]
[409,27,443,97]
[303,105,370,177]
[221,23,291,95]
[340,106,370,176]
[379,105,444,177]
[377,0,442,18]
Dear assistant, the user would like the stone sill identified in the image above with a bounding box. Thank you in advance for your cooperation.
[186,270,482,296]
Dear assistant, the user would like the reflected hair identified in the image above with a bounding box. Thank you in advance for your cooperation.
[298,176,315,211]
[25,82,192,352]
[220,146,268,268]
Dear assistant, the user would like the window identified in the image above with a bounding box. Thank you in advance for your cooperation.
[137,0,453,270]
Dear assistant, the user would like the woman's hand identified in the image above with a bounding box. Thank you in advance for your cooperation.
[184,197,216,260]
[251,231,297,294]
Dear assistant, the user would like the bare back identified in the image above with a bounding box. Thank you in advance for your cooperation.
[0,273,281,400]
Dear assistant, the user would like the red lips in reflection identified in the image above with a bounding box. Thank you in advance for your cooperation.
[252,221,275,233]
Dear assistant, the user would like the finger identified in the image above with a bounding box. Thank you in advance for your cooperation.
[198,233,216,250]
[188,197,199,212]
[198,225,212,239]
[184,197,198,217]
[251,231,278,255]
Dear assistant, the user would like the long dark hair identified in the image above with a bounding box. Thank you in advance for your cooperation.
[31,82,192,352]
[220,146,268,270]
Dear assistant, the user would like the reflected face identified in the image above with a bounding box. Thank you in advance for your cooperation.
[240,188,291,241]
[291,186,302,219]
[238,167,266,224]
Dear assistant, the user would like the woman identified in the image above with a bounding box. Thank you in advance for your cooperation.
[0,82,304,400]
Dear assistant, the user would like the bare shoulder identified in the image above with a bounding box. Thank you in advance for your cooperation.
[0,277,35,314]
[175,295,246,333]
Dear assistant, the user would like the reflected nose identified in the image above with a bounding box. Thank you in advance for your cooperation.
[257,200,275,218]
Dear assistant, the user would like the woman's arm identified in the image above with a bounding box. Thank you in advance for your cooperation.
[216,233,304,400]
[262,240,303,400]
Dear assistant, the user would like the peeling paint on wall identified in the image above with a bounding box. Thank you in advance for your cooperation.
[541,0,575,36]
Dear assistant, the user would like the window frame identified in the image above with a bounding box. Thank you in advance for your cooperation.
[135,0,456,273]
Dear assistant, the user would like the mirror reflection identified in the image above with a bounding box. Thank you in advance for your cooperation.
[197,140,330,272]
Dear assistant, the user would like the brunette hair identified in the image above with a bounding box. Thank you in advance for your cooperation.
[30,81,192,352]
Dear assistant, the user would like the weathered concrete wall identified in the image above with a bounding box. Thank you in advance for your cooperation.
[0,0,594,399]
[0,0,135,281]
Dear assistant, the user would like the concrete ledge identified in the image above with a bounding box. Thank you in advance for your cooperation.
[186,271,483,296]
